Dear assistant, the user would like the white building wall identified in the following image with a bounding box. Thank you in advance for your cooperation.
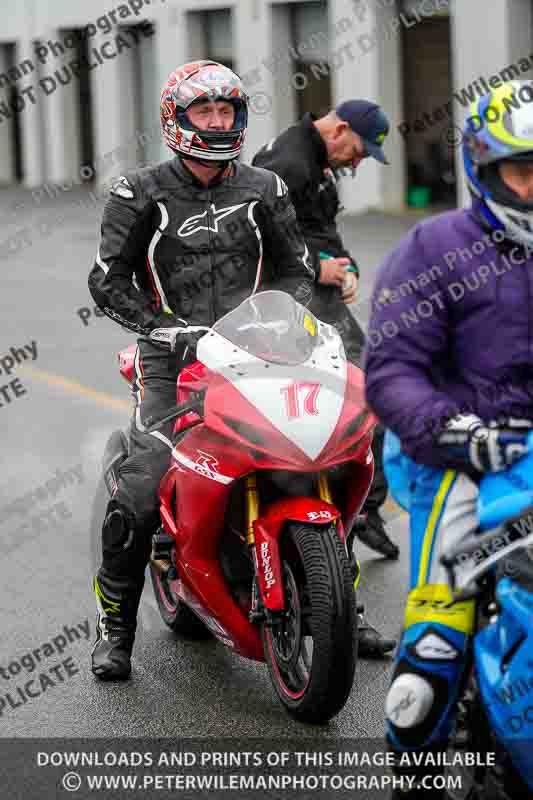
[377,3,406,213]
[136,28,161,167]
[329,0,403,213]
[0,0,529,212]
[17,36,47,186]
[235,0,277,163]
[271,4,298,133]
[0,47,16,184]
[40,29,81,185]
[154,2,189,164]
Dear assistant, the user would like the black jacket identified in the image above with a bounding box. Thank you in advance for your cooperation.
[252,113,364,361]
[251,113,358,278]
[88,157,316,335]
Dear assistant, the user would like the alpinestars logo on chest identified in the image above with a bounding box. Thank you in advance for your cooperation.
[178,202,248,237]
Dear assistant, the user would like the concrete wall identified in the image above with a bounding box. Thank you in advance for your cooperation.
[0,0,528,215]
[0,46,17,183]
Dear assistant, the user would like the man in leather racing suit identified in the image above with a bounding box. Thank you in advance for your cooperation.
[88,61,316,680]
[365,80,533,797]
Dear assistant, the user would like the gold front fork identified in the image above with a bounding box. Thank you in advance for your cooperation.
[245,472,259,545]
[317,472,333,504]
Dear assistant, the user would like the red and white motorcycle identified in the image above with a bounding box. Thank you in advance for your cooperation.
[96,291,376,722]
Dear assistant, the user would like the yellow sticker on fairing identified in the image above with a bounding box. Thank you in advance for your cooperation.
[303,314,316,336]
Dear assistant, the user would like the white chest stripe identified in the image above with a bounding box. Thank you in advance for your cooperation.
[96,247,109,274]
[302,242,314,278]
[148,202,172,313]
[275,174,286,197]
[248,201,263,296]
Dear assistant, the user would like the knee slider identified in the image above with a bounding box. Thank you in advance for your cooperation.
[386,672,434,729]
[101,501,152,580]
[103,506,134,551]
[386,660,455,749]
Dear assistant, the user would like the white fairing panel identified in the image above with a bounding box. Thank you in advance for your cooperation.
[197,321,347,461]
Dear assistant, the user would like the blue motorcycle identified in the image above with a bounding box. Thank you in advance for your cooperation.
[440,433,533,799]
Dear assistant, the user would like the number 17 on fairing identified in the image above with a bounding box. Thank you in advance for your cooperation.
[281,382,321,420]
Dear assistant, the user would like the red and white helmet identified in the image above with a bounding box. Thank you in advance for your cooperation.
[160,61,248,162]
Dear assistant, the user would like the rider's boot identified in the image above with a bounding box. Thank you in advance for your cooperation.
[91,505,147,681]
[357,606,397,658]
[91,570,144,680]
[356,509,399,560]
[346,528,397,658]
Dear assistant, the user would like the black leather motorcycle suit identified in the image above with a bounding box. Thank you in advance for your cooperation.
[88,156,316,583]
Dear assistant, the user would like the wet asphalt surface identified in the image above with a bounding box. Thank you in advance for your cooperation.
[0,182,435,796]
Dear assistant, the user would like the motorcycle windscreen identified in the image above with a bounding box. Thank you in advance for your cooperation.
[199,292,369,463]
[212,290,318,366]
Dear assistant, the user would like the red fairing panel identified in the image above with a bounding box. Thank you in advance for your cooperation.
[254,498,341,611]
[118,344,137,385]
[174,361,211,433]
[165,424,255,551]
[201,364,376,471]
[343,453,375,533]
[203,374,323,469]
[159,425,264,660]
[318,363,377,467]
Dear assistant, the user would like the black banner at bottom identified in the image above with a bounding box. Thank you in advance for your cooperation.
[0,737,501,799]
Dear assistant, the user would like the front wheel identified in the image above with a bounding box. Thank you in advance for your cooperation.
[262,523,357,723]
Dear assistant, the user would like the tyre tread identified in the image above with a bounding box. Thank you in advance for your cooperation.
[263,523,357,723]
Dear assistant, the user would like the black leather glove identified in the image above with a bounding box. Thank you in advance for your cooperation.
[148,325,207,363]
[436,413,532,472]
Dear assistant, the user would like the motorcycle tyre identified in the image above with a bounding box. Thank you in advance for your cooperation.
[262,523,357,724]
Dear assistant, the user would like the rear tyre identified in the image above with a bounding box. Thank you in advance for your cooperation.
[149,563,212,639]
[262,523,357,723]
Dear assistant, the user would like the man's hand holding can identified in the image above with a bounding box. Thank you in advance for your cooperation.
[319,253,358,304]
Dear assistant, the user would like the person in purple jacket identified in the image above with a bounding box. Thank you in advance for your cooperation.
[365,80,533,798]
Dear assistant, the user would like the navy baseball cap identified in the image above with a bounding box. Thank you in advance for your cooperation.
[336,100,390,164]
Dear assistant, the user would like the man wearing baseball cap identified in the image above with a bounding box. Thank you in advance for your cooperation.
[253,99,396,658]
[336,99,390,164]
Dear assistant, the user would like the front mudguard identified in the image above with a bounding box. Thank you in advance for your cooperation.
[253,497,341,611]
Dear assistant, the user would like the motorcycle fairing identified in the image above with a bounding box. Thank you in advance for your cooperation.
[156,426,263,659]
[197,327,348,461]
[118,343,136,384]
[475,577,533,789]
[478,440,533,531]
[197,334,375,469]
[153,310,376,660]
